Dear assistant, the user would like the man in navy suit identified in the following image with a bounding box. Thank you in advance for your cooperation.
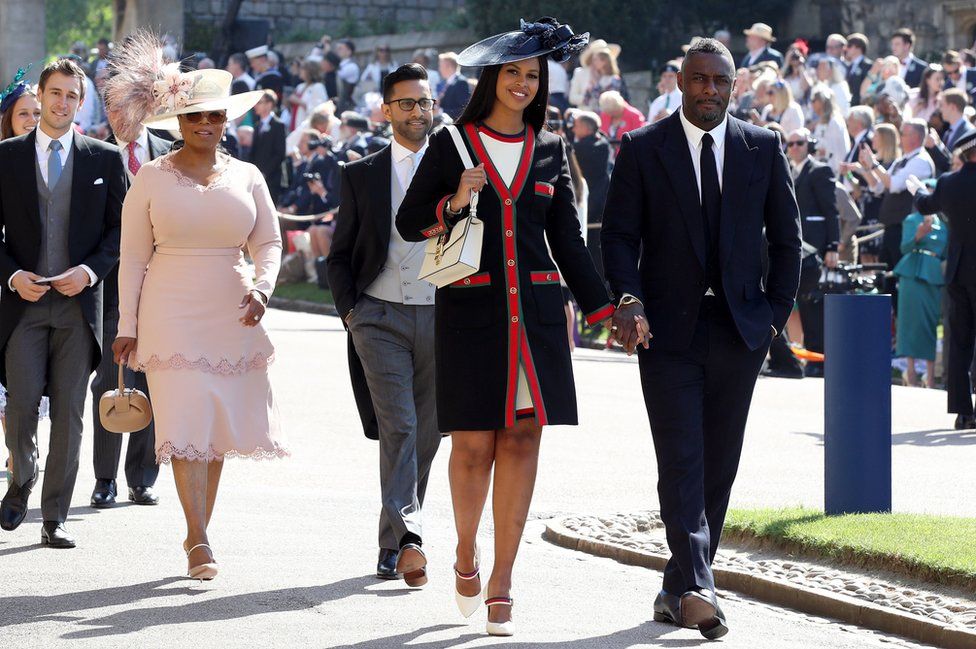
[739,23,784,69]
[436,52,471,121]
[891,28,928,88]
[844,33,872,105]
[929,89,975,175]
[602,38,801,639]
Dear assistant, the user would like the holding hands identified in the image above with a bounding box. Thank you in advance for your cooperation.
[608,302,651,356]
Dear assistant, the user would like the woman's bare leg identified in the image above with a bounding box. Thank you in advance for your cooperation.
[450,430,495,598]
[171,458,213,569]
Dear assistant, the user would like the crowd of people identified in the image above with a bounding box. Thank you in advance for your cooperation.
[0,15,973,641]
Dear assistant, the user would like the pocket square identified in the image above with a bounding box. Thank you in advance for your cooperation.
[93,178,104,185]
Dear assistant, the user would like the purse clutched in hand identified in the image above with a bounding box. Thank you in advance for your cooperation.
[99,364,153,434]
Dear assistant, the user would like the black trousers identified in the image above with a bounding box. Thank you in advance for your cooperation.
[881,223,903,305]
[946,282,976,417]
[90,311,158,488]
[797,262,825,363]
[638,298,771,594]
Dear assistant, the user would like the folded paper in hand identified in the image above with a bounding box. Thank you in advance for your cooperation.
[32,270,73,284]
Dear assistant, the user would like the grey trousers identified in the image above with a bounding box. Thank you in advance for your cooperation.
[4,293,94,523]
[90,311,158,488]
[349,296,440,550]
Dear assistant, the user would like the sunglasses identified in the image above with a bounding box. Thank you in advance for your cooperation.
[386,97,436,112]
[182,111,228,124]
[786,141,807,148]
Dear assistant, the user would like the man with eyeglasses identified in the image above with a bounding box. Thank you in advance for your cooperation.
[327,63,441,587]
[785,128,840,377]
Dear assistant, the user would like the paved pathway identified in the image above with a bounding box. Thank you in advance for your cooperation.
[1,308,960,647]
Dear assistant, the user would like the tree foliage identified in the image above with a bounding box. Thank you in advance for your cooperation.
[468,0,795,70]
[46,0,114,57]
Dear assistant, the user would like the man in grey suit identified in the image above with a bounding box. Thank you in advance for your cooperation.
[328,64,440,586]
[0,58,126,547]
[87,96,172,509]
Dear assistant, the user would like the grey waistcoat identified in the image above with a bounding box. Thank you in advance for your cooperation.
[34,146,75,277]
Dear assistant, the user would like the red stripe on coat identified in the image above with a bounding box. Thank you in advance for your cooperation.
[530,271,560,284]
[449,272,491,287]
[585,303,616,326]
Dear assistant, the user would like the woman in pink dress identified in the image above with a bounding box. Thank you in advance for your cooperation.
[107,38,284,580]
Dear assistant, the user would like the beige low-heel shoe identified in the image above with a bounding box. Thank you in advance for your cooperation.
[186,543,219,581]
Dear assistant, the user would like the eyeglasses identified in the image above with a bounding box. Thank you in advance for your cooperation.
[786,141,807,148]
[183,111,228,124]
[386,97,436,112]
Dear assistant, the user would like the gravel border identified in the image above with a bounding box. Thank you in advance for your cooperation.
[545,514,976,649]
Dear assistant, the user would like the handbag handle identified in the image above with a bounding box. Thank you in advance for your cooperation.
[447,125,479,218]
[115,364,131,413]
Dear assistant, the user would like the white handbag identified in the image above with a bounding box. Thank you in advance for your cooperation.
[418,125,483,288]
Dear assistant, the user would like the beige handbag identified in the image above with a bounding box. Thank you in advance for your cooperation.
[99,364,152,434]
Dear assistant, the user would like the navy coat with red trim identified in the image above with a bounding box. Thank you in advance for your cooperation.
[397,124,613,431]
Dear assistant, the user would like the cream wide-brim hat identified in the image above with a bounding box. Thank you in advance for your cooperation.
[743,23,776,42]
[142,69,265,131]
[580,39,621,67]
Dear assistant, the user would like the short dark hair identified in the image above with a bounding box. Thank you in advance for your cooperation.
[943,88,970,112]
[681,37,735,74]
[892,28,915,46]
[228,52,248,69]
[38,58,87,101]
[382,63,429,102]
[847,33,868,54]
[337,38,355,54]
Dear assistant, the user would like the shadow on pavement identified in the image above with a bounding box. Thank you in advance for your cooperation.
[48,575,397,639]
[791,428,973,447]
[343,620,707,648]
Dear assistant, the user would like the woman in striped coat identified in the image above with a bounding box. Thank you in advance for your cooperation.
[397,18,612,637]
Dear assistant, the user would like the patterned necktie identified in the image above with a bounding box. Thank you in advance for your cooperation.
[127,141,142,176]
[47,139,63,188]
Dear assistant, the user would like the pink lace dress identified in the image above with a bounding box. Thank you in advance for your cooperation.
[118,152,286,463]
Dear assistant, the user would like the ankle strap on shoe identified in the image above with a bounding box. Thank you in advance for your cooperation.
[186,543,212,556]
[485,597,513,607]
[454,564,480,580]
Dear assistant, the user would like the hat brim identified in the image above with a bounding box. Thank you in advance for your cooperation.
[457,30,590,68]
[581,43,620,67]
[743,29,776,42]
[142,90,265,130]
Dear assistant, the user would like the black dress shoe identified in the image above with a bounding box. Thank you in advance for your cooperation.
[0,470,37,531]
[376,548,400,579]
[955,414,976,430]
[128,486,160,505]
[680,589,729,640]
[761,367,804,379]
[91,479,118,508]
[652,590,687,627]
[803,363,824,378]
[41,521,76,548]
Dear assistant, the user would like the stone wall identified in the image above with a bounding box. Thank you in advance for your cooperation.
[184,0,467,47]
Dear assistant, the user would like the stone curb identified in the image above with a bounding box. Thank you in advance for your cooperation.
[268,297,338,318]
[544,519,976,649]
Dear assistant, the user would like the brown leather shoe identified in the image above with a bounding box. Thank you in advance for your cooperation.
[403,566,428,588]
[396,543,427,587]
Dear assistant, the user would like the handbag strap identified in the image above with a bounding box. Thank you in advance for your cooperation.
[447,125,479,214]
[115,363,131,413]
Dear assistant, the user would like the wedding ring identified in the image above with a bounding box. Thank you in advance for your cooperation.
[611,325,619,331]
[253,315,260,321]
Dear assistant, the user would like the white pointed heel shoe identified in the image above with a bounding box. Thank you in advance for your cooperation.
[485,596,514,636]
[186,543,219,581]
[454,547,482,618]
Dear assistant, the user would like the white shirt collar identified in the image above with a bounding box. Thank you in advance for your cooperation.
[35,126,74,155]
[390,136,428,164]
[679,108,728,151]
[117,128,149,152]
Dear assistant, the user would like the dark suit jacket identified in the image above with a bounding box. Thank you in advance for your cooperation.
[903,54,929,88]
[793,158,840,256]
[846,57,872,105]
[601,111,801,352]
[740,46,784,70]
[250,116,287,195]
[573,133,612,224]
[440,74,472,120]
[327,147,397,440]
[0,130,127,383]
[930,120,976,176]
[915,162,976,284]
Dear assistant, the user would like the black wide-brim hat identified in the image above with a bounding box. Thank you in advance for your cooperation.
[457,17,589,68]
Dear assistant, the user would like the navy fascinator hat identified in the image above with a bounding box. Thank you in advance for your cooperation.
[457,17,589,68]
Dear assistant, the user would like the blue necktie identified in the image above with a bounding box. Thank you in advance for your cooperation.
[48,140,63,188]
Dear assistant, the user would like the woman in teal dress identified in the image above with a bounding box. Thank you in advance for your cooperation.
[894,210,947,387]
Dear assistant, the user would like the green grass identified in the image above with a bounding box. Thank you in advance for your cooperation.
[273,283,333,305]
[726,507,976,588]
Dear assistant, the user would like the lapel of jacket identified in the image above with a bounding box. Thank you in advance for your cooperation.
[147,131,172,160]
[370,146,393,250]
[660,112,706,269]
[68,131,93,248]
[719,117,758,269]
[16,130,42,238]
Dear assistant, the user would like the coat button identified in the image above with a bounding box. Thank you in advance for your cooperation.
[504,198,512,206]
[507,259,515,267]
[506,229,513,237]
[511,315,519,323]
[463,278,471,285]
[510,287,517,294]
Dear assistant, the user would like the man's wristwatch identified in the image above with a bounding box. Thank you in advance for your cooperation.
[618,295,643,308]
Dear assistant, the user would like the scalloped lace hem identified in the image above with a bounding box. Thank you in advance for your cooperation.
[156,441,289,464]
[134,352,274,375]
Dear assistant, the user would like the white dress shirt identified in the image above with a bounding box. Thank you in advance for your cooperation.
[9,128,96,290]
[679,108,727,199]
[873,147,935,195]
[117,128,150,180]
[648,88,682,122]
[547,59,569,95]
